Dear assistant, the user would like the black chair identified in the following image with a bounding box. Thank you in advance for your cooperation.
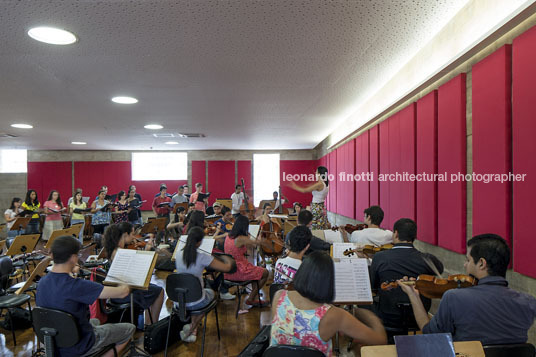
[32,306,116,357]
[0,255,33,346]
[224,279,259,318]
[263,344,325,356]
[165,273,220,357]
[269,283,286,303]
[483,343,536,357]
[382,302,420,344]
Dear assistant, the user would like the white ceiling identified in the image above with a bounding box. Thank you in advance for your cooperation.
[0,0,468,151]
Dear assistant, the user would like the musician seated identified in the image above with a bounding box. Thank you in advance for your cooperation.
[183,210,205,235]
[340,206,392,246]
[291,202,302,215]
[206,201,222,216]
[271,251,386,355]
[104,222,164,326]
[399,233,536,345]
[295,210,331,253]
[36,235,135,357]
[224,215,269,311]
[167,206,186,238]
[370,218,443,328]
[274,226,311,284]
[175,226,235,342]
[4,197,23,238]
[213,206,233,252]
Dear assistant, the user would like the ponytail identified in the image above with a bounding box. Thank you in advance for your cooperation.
[104,222,133,259]
[183,226,204,268]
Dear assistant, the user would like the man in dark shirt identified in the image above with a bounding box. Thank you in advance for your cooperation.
[370,218,443,328]
[36,236,135,357]
[399,233,536,345]
[292,210,331,253]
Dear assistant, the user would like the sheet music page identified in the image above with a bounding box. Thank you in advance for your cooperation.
[104,249,155,287]
[312,230,325,241]
[175,236,215,259]
[249,225,260,240]
[334,259,373,303]
[324,230,343,243]
[268,214,288,219]
[332,243,358,260]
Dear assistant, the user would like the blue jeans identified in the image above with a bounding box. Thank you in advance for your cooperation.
[7,229,18,238]
[25,219,40,234]
[70,219,85,243]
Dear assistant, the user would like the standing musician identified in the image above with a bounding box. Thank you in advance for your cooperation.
[43,190,66,242]
[370,218,443,331]
[171,185,188,205]
[224,215,269,313]
[153,183,173,198]
[152,185,172,222]
[289,166,329,229]
[36,235,135,357]
[189,183,206,211]
[91,189,111,237]
[231,185,245,217]
[175,226,236,342]
[399,233,536,345]
[4,197,23,238]
[69,190,87,243]
[22,189,41,234]
[104,222,164,326]
[67,187,84,206]
[272,191,289,212]
[113,190,130,223]
[128,185,142,202]
[340,206,393,246]
[126,188,142,226]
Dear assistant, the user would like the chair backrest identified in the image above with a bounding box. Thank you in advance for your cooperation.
[0,255,13,290]
[263,344,325,357]
[32,307,80,348]
[269,283,286,303]
[483,343,536,357]
[166,273,203,321]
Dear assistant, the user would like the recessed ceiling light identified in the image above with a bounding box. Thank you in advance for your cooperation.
[71,141,86,145]
[11,123,33,129]
[27,27,77,45]
[144,124,163,130]
[165,141,179,145]
[111,96,138,104]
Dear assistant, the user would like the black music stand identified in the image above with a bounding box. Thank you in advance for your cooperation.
[5,234,40,278]
[140,218,167,245]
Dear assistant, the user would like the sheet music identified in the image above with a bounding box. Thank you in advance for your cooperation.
[175,236,215,259]
[268,214,288,219]
[332,243,358,260]
[324,230,343,243]
[104,249,155,288]
[311,230,325,241]
[249,225,260,240]
[334,259,373,303]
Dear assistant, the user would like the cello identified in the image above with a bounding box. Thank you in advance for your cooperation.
[259,219,285,256]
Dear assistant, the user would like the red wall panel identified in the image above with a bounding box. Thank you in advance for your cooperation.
[388,112,401,230]
[27,162,72,206]
[336,140,355,218]
[513,26,536,277]
[416,91,438,245]
[191,160,207,192]
[379,119,390,229]
[369,126,379,206]
[437,74,467,253]
[207,161,235,205]
[280,160,317,208]
[237,160,252,199]
[472,45,512,247]
[327,150,337,212]
[355,132,370,221]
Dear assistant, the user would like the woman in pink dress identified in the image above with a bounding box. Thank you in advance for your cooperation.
[224,215,269,312]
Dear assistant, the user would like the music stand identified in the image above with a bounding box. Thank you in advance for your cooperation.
[172,202,188,214]
[6,234,40,277]
[9,217,31,236]
[141,218,167,244]
[45,228,74,250]
[215,199,232,210]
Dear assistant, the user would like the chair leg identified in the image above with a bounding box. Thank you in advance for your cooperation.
[147,307,154,324]
[7,308,16,346]
[235,287,242,319]
[28,301,33,323]
[164,312,173,357]
[214,306,220,340]
[201,313,208,357]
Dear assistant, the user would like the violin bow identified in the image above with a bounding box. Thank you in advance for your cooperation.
[422,255,443,279]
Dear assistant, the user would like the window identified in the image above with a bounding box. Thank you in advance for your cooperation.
[131,152,187,180]
[253,153,280,206]
[0,149,27,173]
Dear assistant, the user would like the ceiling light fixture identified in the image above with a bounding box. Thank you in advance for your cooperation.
[111,96,138,104]
[11,123,33,129]
[165,141,179,145]
[27,26,77,45]
[71,141,87,145]
[144,124,163,130]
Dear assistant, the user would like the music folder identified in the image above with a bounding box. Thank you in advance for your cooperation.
[172,235,215,261]
[333,258,373,305]
[103,249,157,290]
[394,333,456,357]
[197,192,210,202]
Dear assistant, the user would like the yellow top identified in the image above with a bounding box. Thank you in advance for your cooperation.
[21,202,40,219]
[70,202,87,220]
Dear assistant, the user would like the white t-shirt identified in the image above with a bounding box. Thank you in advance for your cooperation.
[4,208,20,230]
[349,227,393,246]
[175,249,214,307]
[273,256,302,284]
[231,192,244,214]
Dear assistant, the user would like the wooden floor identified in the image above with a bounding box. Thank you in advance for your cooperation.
[0,263,272,357]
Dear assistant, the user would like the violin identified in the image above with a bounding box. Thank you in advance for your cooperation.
[332,223,368,233]
[204,224,217,236]
[216,219,234,232]
[126,234,148,250]
[259,219,285,256]
[343,243,393,257]
[380,274,477,299]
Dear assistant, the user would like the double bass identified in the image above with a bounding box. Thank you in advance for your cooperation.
[239,178,256,221]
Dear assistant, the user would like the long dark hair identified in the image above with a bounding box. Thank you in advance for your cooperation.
[293,251,334,303]
[317,166,329,187]
[182,226,205,268]
[25,189,39,206]
[104,222,133,259]
[73,191,83,206]
[117,190,126,201]
[9,197,21,210]
[229,215,249,239]
[185,210,205,234]
[47,190,63,208]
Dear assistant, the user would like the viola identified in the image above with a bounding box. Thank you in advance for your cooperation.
[332,223,368,233]
[380,274,477,299]
[259,219,285,256]
[343,243,393,257]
